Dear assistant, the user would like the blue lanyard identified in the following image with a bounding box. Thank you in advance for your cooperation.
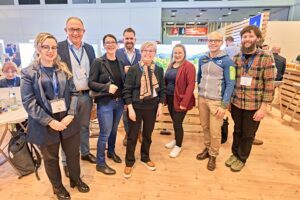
[41,66,59,98]
[241,54,256,73]
[69,45,84,66]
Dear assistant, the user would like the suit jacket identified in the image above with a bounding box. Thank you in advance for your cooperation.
[0,76,21,88]
[88,54,125,105]
[21,64,79,146]
[57,40,96,73]
[116,48,141,68]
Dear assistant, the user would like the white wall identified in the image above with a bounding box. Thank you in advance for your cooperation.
[0,6,162,45]
[265,21,300,62]
[289,0,300,20]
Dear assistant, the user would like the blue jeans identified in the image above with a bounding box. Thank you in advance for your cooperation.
[97,98,124,166]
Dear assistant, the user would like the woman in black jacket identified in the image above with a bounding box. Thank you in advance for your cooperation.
[88,34,125,175]
[123,41,165,179]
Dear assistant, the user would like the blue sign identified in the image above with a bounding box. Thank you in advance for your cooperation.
[249,14,262,28]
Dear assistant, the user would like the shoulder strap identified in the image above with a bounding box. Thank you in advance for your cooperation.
[30,144,42,181]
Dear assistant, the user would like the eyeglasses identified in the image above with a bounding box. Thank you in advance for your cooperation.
[142,50,156,54]
[208,39,223,43]
[105,41,117,45]
[3,70,17,74]
[67,28,84,33]
[41,45,58,51]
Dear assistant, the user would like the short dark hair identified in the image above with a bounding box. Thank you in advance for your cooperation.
[240,25,262,38]
[123,28,136,36]
[226,36,234,42]
[103,34,117,44]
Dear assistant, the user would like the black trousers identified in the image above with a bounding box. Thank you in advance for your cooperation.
[231,104,260,163]
[40,133,80,189]
[167,95,187,147]
[125,106,157,167]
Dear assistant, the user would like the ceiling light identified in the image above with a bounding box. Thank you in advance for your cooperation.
[167,22,174,25]
[228,12,231,15]
[201,9,207,12]
[200,13,203,15]
[231,9,239,12]
[219,17,222,20]
[171,9,177,12]
[222,14,229,17]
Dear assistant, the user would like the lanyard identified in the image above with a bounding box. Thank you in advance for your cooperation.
[124,49,136,65]
[7,77,17,87]
[69,45,84,66]
[41,66,59,98]
[241,54,256,73]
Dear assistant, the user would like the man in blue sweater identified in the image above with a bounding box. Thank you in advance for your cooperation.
[116,28,141,146]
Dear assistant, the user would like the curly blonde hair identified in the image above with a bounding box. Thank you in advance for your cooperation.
[33,32,72,79]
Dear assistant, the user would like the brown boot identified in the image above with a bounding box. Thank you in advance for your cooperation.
[123,135,128,146]
[196,148,209,160]
[207,156,216,171]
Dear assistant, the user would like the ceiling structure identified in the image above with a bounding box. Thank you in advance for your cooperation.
[162,7,290,24]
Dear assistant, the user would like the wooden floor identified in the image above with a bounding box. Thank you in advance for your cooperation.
[1,107,300,200]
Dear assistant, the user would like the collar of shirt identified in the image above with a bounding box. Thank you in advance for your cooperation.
[125,48,135,56]
[67,38,83,51]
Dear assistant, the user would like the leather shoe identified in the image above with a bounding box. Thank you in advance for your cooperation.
[53,185,70,200]
[107,153,122,163]
[207,156,216,171]
[196,148,209,160]
[81,153,96,164]
[96,163,116,175]
[63,166,69,178]
[70,178,90,193]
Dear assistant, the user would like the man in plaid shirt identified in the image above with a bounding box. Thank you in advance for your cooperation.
[225,25,275,172]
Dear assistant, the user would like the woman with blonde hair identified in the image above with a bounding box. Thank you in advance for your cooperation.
[123,41,165,178]
[21,32,89,200]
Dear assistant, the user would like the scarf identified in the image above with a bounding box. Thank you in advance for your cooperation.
[139,61,159,100]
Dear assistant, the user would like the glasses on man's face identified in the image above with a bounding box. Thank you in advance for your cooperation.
[41,45,58,52]
[208,39,223,43]
[142,49,155,54]
[67,28,84,33]
[105,41,117,45]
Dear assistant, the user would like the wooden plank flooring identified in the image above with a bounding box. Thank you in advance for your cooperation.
[0,107,300,200]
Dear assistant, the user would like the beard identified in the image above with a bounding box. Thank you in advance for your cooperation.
[241,42,256,54]
[125,42,134,50]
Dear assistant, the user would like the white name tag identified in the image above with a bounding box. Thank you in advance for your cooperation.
[240,76,252,86]
[50,98,67,114]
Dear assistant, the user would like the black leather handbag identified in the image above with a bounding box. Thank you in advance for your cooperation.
[221,117,229,144]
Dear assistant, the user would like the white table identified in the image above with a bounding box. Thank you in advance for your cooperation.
[0,106,28,176]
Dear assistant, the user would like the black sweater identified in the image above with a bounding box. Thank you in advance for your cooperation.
[123,63,165,109]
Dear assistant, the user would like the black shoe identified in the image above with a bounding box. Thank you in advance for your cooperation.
[63,166,69,178]
[96,163,116,175]
[81,153,96,164]
[70,178,90,193]
[107,153,122,163]
[196,148,209,160]
[53,186,70,200]
[207,156,216,171]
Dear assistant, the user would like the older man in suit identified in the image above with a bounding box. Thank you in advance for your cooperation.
[58,17,96,177]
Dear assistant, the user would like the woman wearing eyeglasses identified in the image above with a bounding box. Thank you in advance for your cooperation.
[21,32,89,200]
[123,42,165,179]
[0,61,20,88]
[164,44,196,158]
[88,34,125,175]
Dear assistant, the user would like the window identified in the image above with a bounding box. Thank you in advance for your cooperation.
[73,0,96,3]
[101,0,125,3]
[131,0,156,2]
[18,0,40,4]
[45,0,67,4]
[0,0,14,5]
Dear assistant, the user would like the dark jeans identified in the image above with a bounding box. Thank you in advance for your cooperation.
[96,98,124,166]
[123,110,142,135]
[125,106,157,167]
[167,95,187,147]
[231,104,260,163]
[40,133,80,189]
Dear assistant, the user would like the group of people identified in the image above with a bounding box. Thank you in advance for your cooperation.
[0,15,275,200]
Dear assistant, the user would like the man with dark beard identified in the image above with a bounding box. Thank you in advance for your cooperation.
[225,25,275,172]
[116,28,141,146]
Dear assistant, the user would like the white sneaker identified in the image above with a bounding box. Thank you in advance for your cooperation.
[165,139,176,149]
[169,146,182,158]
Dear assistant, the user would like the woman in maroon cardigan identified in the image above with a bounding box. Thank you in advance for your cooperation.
[165,44,196,158]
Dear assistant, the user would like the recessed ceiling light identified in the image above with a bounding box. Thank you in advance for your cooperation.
[200,13,203,15]
[222,14,229,17]
[228,12,231,15]
[231,9,239,12]
[167,22,174,25]
[201,9,207,12]
[188,22,195,25]
[171,9,177,13]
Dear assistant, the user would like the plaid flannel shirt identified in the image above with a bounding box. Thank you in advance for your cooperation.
[231,49,275,110]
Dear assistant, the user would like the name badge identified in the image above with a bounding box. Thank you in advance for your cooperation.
[50,98,67,114]
[240,76,252,86]
[75,68,87,80]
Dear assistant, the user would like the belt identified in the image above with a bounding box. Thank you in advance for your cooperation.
[78,90,89,95]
